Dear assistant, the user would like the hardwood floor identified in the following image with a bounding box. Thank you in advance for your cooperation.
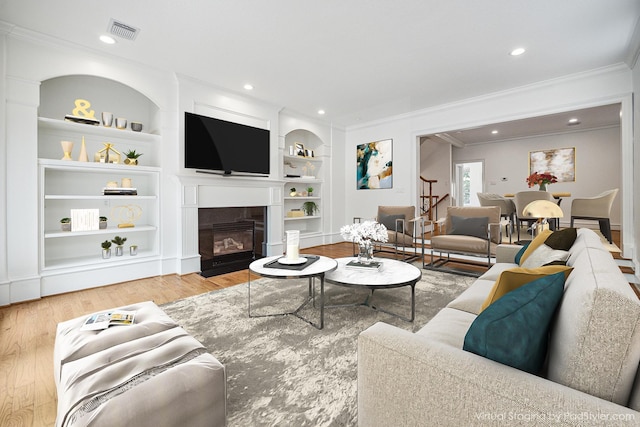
[0,232,629,426]
[0,243,355,426]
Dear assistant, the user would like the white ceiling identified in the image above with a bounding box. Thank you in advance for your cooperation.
[1,0,639,128]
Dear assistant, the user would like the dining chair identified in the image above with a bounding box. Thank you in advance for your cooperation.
[570,188,619,243]
[514,191,556,242]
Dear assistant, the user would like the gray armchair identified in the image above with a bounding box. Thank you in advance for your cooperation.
[427,206,501,276]
[477,192,515,242]
[570,188,618,243]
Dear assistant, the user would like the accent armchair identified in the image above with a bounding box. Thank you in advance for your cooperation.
[570,188,618,243]
[427,206,501,276]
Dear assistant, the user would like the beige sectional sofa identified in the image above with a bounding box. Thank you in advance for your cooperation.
[54,301,226,427]
[358,228,640,426]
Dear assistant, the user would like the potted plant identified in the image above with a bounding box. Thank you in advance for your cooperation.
[101,240,112,259]
[123,149,143,165]
[289,187,297,197]
[302,201,319,216]
[112,235,127,256]
[99,216,108,229]
[307,186,314,196]
[60,217,71,232]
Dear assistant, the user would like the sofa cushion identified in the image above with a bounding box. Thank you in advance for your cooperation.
[518,229,553,265]
[463,271,566,374]
[446,278,496,315]
[547,240,640,405]
[544,227,577,250]
[520,228,577,268]
[450,215,488,239]
[416,307,477,348]
[520,244,570,269]
[480,265,573,312]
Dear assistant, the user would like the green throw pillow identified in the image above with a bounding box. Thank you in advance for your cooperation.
[463,271,565,374]
[514,241,530,265]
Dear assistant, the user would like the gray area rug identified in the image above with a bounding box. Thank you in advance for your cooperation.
[161,266,475,426]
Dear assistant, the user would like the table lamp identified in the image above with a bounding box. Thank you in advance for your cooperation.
[522,200,563,235]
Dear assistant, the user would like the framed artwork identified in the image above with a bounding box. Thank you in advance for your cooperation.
[529,147,576,183]
[357,139,393,189]
[294,142,305,157]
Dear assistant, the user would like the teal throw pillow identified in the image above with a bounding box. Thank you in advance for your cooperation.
[463,271,565,374]
[515,241,530,265]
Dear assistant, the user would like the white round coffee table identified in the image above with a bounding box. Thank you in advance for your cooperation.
[324,257,422,322]
[248,255,337,329]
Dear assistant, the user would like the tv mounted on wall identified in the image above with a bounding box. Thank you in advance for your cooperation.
[184,112,270,176]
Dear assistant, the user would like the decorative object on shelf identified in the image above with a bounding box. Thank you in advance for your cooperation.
[286,209,304,218]
[130,245,138,256]
[305,149,314,157]
[60,217,71,232]
[63,99,100,125]
[112,204,142,228]
[72,98,96,119]
[95,143,121,164]
[307,187,314,196]
[116,117,127,130]
[340,220,388,265]
[289,187,297,197]
[106,181,118,188]
[294,142,305,157]
[302,161,315,178]
[60,140,74,161]
[111,235,127,256]
[70,209,99,231]
[99,216,108,229]
[357,139,393,190]
[526,172,558,191]
[130,122,143,132]
[78,136,89,162]
[121,177,133,188]
[529,147,575,183]
[302,201,319,216]
[101,240,112,259]
[123,149,143,165]
[285,230,300,261]
[101,112,113,127]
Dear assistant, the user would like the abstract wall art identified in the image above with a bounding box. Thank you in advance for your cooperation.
[357,139,393,189]
[529,147,576,183]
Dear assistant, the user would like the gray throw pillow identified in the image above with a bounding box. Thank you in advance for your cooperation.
[450,216,489,239]
[378,213,404,234]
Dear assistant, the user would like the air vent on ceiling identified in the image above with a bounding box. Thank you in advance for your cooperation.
[108,18,140,41]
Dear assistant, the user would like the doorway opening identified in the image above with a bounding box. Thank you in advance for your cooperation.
[453,161,484,207]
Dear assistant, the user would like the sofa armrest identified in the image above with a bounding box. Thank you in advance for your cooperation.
[496,244,522,263]
[358,322,638,426]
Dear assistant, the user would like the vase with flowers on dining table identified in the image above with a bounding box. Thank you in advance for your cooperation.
[526,171,558,191]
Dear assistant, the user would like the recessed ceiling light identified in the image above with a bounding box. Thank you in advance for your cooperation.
[99,35,116,44]
[491,130,499,134]
[510,47,525,56]
[243,84,254,90]
[568,118,579,123]
[318,109,325,115]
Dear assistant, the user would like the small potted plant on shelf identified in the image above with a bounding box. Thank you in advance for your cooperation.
[60,217,71,232]
[302,201,319,216]
[99,216,108,229]
[307,186,314,196]
[111,235,127,256]
[289,187,297,197]
[101,240,112,259]
[123,149,143,165]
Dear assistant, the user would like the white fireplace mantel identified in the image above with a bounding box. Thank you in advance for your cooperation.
[177,174,285,274]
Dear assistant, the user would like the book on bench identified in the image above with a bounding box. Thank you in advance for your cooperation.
[81,310,136,331]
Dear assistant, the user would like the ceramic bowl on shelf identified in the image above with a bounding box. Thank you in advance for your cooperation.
[130,122,143,132]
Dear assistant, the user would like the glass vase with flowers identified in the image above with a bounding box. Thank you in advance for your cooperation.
[340,220,388,264]
[526,172,558,191]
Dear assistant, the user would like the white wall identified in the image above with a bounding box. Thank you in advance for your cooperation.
[452,126,622,227]
[345,64,635,260]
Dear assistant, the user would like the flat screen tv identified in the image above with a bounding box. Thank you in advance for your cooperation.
[184,112,270,176]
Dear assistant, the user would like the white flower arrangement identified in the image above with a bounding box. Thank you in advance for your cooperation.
[340,220,388,244]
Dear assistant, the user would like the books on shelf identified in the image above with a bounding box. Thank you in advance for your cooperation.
[80,310,136,331]
[346,260,383,271]
[103,187,138,195]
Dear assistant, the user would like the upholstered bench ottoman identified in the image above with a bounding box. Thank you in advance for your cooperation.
[53,301,226,427]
